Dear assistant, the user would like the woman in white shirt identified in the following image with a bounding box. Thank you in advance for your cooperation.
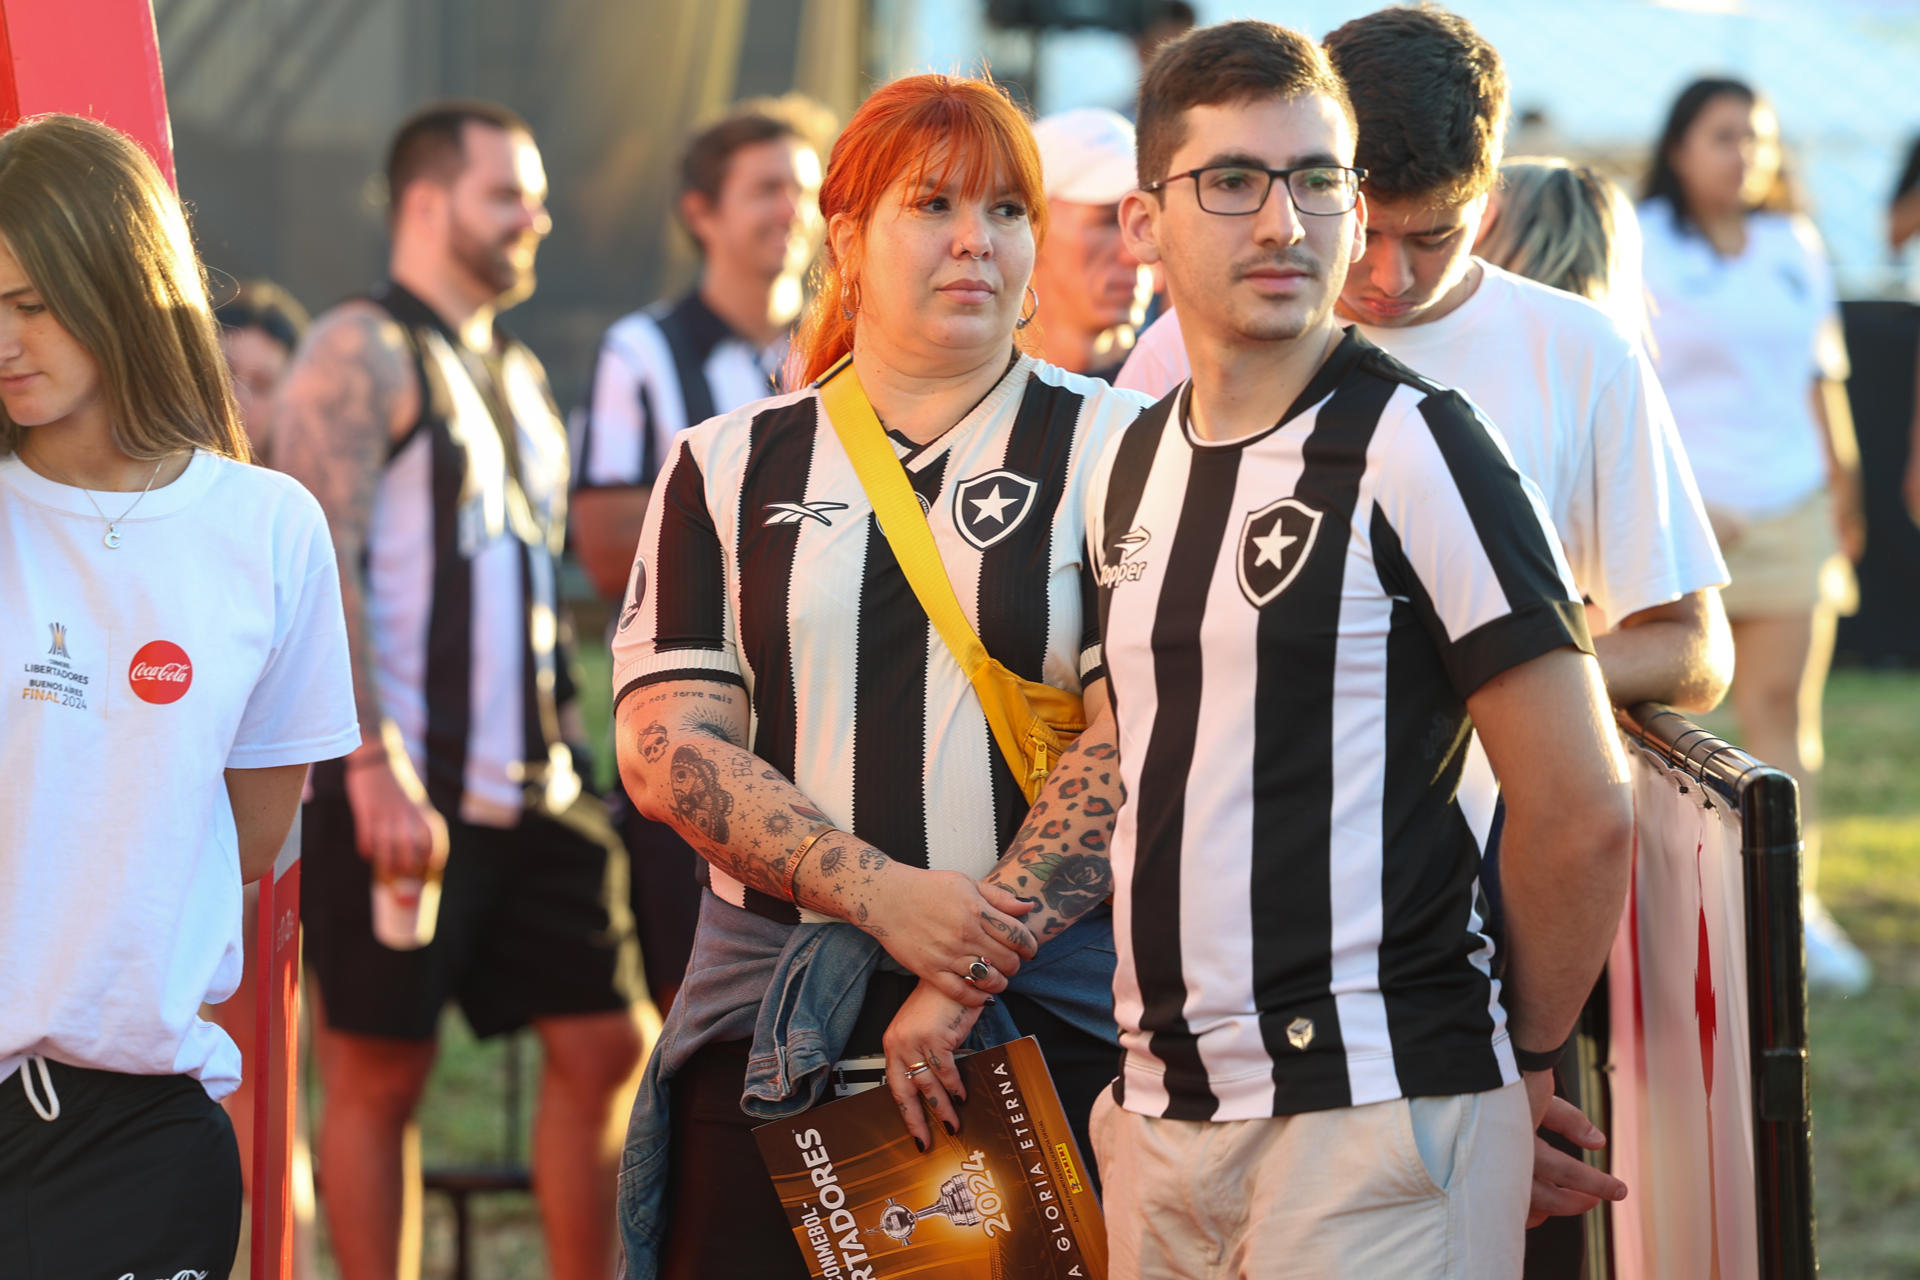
[1639,78,1869,994]
[0,116,358,1276]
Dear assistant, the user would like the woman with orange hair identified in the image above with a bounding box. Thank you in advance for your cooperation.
[611,73,1147,1275]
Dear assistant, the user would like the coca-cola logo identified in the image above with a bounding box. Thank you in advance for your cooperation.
[129,640,193,704]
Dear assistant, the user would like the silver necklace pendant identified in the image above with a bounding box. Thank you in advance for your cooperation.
[103,524,121,549]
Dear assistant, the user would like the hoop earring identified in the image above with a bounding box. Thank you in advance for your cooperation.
[839,278,861,321]
[1014,284,1039,331]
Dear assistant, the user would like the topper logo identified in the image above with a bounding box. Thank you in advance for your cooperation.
[129,640,193,705]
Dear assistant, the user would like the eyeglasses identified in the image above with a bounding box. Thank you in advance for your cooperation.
[1142,164,1368,217]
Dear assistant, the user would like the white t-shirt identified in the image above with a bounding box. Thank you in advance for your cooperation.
[0,450,359,1098]
[1116,261,1727,628]
[1638,201,1850,518]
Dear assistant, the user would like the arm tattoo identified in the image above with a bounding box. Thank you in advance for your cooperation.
[687,712,744,747]
[271,305,413,746]
[1035,852,1111,917]
[668,744,734,843]
[616,682,903,926]
[984,718,1126,941]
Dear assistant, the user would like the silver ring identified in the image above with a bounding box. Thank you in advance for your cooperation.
[904,1061,931,1078]
[967,958,993,985]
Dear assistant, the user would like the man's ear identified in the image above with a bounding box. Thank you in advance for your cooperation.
[680,189,715,250]
[1118,190,1163,267]
[1348,190,1368,265]
[394,178,444,238]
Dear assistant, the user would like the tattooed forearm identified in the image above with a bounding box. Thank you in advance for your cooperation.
[687,713,744,747]
[614,680,902,927]
[668,744,733,843]
[271,304,415,748]
[983,711,1125,942]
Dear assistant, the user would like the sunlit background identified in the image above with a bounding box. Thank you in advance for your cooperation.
[143,3,1920,1274]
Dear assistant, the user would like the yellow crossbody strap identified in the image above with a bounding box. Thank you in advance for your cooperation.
[816,356,1083,801]
[819,358,991,679]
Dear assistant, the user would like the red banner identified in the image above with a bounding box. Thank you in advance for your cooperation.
[0,0,174,183]
[1608,746,1759,1278]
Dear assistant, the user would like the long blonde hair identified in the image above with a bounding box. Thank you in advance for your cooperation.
[0,114,248,461]
[1480,157,1649,341]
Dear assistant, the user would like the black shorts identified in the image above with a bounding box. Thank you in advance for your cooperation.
[0,1061,242,1278]
[608,785,704,1001]
[303,788,645,1040]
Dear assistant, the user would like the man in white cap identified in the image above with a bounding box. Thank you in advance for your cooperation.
[1030,107,1152,379]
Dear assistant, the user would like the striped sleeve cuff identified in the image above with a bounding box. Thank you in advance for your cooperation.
[1443,599,1593,700]
[612,646,745,713]
[1078,642,1105,688]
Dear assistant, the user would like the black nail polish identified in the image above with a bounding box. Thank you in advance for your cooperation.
[914,1135,927,1153]
[943,1119,958,1136]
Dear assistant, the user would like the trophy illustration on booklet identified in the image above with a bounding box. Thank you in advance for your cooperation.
[753,1036,1108,1279]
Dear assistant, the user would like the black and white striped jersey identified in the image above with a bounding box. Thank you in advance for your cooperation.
[352,282,576,827]
[612,356,1149,923]
[573,291,782,491]
[1089,330,1590,1122]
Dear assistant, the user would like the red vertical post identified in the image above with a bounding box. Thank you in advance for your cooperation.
[0,0,175,184]
[254,835,303,1280]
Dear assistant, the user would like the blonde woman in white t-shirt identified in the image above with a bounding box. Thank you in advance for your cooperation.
[1639,78,1869,994]
[1479,158,1650,349]
[0,116,358,1276]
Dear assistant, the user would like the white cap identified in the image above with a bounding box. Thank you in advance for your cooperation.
[1032,108,1137,206]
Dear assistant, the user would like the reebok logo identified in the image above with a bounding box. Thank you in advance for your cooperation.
[763,500,849,528]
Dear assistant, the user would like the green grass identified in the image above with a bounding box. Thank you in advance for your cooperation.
[1801,671,1920,1279]
[267,668,1920,1279]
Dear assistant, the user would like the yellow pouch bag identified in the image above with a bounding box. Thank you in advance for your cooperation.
[817,356,1084,802]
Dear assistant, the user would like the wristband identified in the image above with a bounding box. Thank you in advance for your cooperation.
[1512,1033,1573,1074]
[783,823,837,903]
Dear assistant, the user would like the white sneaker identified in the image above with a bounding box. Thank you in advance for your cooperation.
[1804,898,1872,997]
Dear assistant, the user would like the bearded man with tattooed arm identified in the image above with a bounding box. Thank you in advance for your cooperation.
[274,102,645,1280]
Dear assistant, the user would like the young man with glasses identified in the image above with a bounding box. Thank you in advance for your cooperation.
[1118,11,1730,1245]
[1120,7,1730,721]
[974,19,1634,1276]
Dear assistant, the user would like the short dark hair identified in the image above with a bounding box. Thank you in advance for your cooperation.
[1135,19,1355,191]
[385,99,532,216]
[1324,4,1508,207]
[680,112,801,208]
[214,278,310,354]
[1641,77,1796,232]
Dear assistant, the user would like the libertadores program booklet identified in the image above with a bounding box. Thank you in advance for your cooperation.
[753,1036,1107,1279]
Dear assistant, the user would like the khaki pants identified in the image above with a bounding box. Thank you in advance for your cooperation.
[1090,1080,1531,1279]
